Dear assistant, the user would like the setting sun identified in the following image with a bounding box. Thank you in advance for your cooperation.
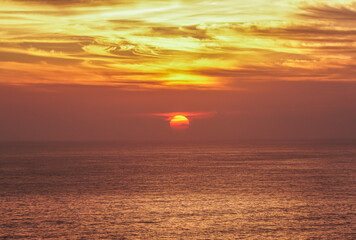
[170,115,189,130]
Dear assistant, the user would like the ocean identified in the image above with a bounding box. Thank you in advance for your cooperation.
[0,140,355,239]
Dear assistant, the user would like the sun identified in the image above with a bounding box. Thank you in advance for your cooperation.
[170,115,189,130]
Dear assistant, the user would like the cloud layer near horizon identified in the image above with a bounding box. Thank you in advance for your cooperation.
[1,0,356,89]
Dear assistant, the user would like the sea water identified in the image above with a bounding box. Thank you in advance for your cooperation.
[0,140,355,239]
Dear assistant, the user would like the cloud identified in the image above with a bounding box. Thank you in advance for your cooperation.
[245,25,356,38]
[8,0,130,6]
[193,61,356,85]
[147,112,217,120]
[300,4,356,21]
[1,0,356,89]
[146,25,212,40]
[0,50,80,65]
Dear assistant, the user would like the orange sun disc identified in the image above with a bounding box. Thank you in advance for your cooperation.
[170,115,189,130]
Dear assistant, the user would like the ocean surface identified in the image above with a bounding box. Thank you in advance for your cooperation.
[0,140,355,239]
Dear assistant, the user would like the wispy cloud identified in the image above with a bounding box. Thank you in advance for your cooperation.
[147,112,217,120]
[0,0,355,89]
[300,3,356,22]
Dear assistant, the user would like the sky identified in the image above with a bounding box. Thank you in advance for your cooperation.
[0,0,356,141]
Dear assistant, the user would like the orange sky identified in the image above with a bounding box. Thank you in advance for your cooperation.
[1,0,356,88]
[0,0,356,140]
